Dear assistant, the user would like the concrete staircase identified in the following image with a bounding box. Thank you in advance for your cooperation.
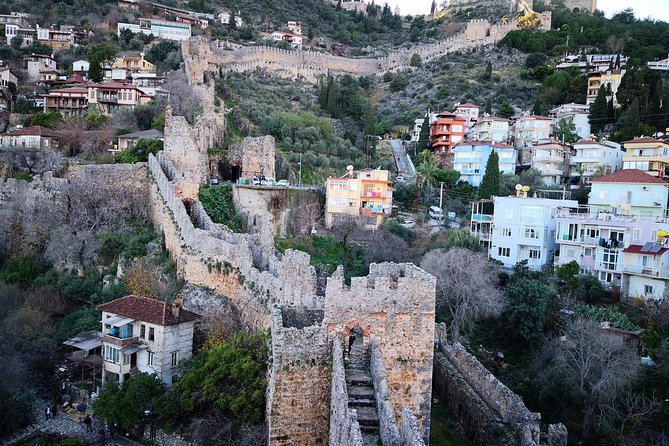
[345,341,380,446]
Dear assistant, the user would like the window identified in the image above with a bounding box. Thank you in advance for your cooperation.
[140,324,146,339]
[148,351,154,366]
[329,180,347,191]
[104,345,119,364]
[498,247,510,257]
[529,249,541,259]
[599,271,613,283]
[584,227,599,238]
[601,249,619,270]
[645,285,654,295]
[524,227,539,239]
[639,255,650,267]
[149,327,155,341]
[171,351,179,367]
[633,228,641,243]
[584,248,593,257]
[123,354,130,365]
[520,206,542,224]
[501,228,511,237]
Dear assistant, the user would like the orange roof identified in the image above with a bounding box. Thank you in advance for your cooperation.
[1,125,58,137]
[574,139,599,145]
[97,295,200,326]
[623,137,667,145]
[455,103,479,109]
[591,169,666,184]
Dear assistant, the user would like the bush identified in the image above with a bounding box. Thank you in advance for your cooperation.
[389,74,408,92]
[199,185,243,232]
[0,255,43,288]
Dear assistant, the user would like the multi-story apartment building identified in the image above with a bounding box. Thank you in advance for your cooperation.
[452,141,516,187]
[487,196,579,270]
[555,169,669,292]
[87,82,153,114]
[548,103,591,141]
[25,53,57,82]
[325,167,393,229]
[513,114,551,165]
[117,18,192,41]
[6,24,83,49]
[474,116,510,142]
[453,102,479,134]
[622,137,669,179]
[586,68,625,106]
[570,139,623,183]
[43,86,89,117]
[648,55,669,71]
[98,295,199,386]
[531,139,572,186]
[429,111,465,155]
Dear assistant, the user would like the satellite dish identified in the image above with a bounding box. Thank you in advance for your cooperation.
[515,184,522,191]
[522,186,530,192]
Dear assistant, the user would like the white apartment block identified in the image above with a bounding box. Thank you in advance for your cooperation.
[474,116,510,142]
[453,102,480,134]
[530,139,572,186]
[555,169,669,299]
[117,18,191,41]
[549,103,591,141]
[570,139,623,183]
[97,295,199,386]
[513,115,551,165]
[488,196,579,270]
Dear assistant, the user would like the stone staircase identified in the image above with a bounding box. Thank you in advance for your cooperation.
[345,341,380,446]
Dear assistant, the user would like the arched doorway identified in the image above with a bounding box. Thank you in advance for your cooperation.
[346,326,364,368]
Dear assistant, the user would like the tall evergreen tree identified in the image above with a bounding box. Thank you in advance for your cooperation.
[485,97,492,114]
[482,60,492,81]
[418,116,430,150]
[326,78,338,116]
[229,10,237,30]
[478,150,500,199]
[589,85,608,134]
[88,55,103,83]
[618,98,641,141]
[499,97,514,119]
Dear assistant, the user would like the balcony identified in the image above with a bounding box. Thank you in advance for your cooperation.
[533,154,563,163]
[102,334,139,347]
[471,230,491,241]
[97,95,118,103]
[471,213,493,222]
[556,205,669,224]
[361,191,389,199]
[623,265,669,279]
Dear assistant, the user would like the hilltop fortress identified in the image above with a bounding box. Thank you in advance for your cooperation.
[183,10,551,83]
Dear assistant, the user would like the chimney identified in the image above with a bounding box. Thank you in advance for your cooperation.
[172,293,183,318]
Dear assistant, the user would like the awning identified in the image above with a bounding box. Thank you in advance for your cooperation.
[63,331,103,351]
[121,344,147,354]
[102,315,135,326]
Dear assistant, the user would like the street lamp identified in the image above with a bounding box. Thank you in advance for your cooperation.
[144,404,155,445]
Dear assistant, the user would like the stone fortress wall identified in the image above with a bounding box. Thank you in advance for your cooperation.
[196,9,551,83]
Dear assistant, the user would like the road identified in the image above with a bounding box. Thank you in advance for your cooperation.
[389,139,416,180]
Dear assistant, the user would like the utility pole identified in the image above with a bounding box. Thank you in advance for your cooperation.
[439,181,444,210]
[298,152,302,187]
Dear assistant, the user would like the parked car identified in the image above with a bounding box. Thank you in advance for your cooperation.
[399,219,415,229]
[209,176,219,186]
[396,175,405,183]
[260,177,274,186]
[429,206,444,220]
[276,179,289,187]
[252,176,261,186]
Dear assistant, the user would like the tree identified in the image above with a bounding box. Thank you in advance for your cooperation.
[441,228,482,252]
[482,60,492,81]
[535,319,640,441]
[498,97,514,119]
[504,277,556,349]
[421,248,505,341]
[484,97,492,114]
[410,53,422,67]
[87,55,103,83]
[410,26,420,42]
[617,98,641,142]
[478,150,500,199]
[554,116,579,143]
[229,10,237,30]
[88,43,120,67]
[94,373,167,431]
[389,73,408,92]
[417,117,430,150]
[589,85,608,134]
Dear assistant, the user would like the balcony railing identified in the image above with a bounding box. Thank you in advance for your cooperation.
[471,230,491,241]
[471,214,493,222]
[557,205,669,223]
[623,265,669,279]
[102,335,139,347]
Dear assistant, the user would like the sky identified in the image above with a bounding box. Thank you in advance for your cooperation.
[389,0,669,22]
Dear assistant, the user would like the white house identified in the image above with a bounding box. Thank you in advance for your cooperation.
[453,102,479,134]
[530,139,572,186]
[97,295,199,386]
[410,118,424,142]
[488,196,579,270]
[549,103,591,141]
[474,116,510,143]
[25,53,57,82]
[217,9,243,27]
[452,141,516,187]
[72,59,90,74]
[570,139,623,183]
[117,18,191,41]
[287,20,302,35]
[648,55,669,71]
[271,31,303,47]
[513,114,551,165]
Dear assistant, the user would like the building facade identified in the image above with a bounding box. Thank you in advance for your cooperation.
[548,103,591,141]
[325,167,393,229]
[488,196,579,270]
[453,102,479,134]
[0,67,18,87]
[622,137,669,179]
[531,139,572,186]
[570,139,623,183]
[0,125,58,149]
[117,18,192,41]
[452,141,516,187]
[43,86,89,117]
[87,82,153,114]
[586,68,625,106]
[98,295,199,386]
[25,53,57,82]
[513,115,551,165]
[429,111,465,155]
[474,116,510,142]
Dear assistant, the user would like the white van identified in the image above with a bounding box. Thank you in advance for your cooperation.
[429,206,443,220]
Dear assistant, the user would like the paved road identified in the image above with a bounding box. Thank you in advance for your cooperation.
[389,139,416,179]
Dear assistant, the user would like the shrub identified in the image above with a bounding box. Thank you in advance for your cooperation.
[0,255,43,288]
[199,185,243,232]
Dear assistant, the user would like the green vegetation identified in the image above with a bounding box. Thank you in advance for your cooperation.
[199,185,244,232]
[478,150,500,200]
[275,235,366,279]
[429,401,474,446]
[115,139,164,164]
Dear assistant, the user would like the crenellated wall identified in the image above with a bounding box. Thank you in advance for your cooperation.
[330,338,364,446]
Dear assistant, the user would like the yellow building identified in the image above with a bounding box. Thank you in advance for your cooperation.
[622,137,669,179]
[325,166,393,228]
[586,68,625,106]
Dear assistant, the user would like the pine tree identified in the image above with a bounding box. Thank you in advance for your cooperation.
[499,97,514,119]
[618,98,641,141]
[554,117,579,143]
[88,55,103,83]
[478,150,500,199]
[589,85,608,134]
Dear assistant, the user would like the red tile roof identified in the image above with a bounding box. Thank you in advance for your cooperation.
[97,295,200,326]
[574,139,599,145]
[623,245,669,256]
[455,103,479,108]
[1,125,58,137]
[591,169,666,184]
[623,137,667,145]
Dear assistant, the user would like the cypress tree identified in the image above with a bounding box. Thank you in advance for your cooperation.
[88,55,103,83]
[418,116,430,149]
[499,97,514,119]
[326,78,337,116]
[619,98,641,141]
[478,150,500,199]
[589,85,608,134]
[485,97,492,114]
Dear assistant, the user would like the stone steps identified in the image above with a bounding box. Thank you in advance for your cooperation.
[344,342,380,443]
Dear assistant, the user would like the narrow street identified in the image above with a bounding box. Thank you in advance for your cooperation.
[389,139,416,180]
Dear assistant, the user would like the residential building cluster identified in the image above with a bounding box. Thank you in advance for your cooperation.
[470,169,669,301]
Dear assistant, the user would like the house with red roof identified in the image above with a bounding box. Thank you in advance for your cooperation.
[622,137,669,179]
[0,125,59,150]
[87,82,153,114]
[97,295,200,386]
[43,86,89,117]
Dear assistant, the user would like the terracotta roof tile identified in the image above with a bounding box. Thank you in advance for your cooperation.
[623,137,667,144]
[1,125,58,137]
[623,244,668,256]
[97,295,200,326]
[590,169,666,184]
